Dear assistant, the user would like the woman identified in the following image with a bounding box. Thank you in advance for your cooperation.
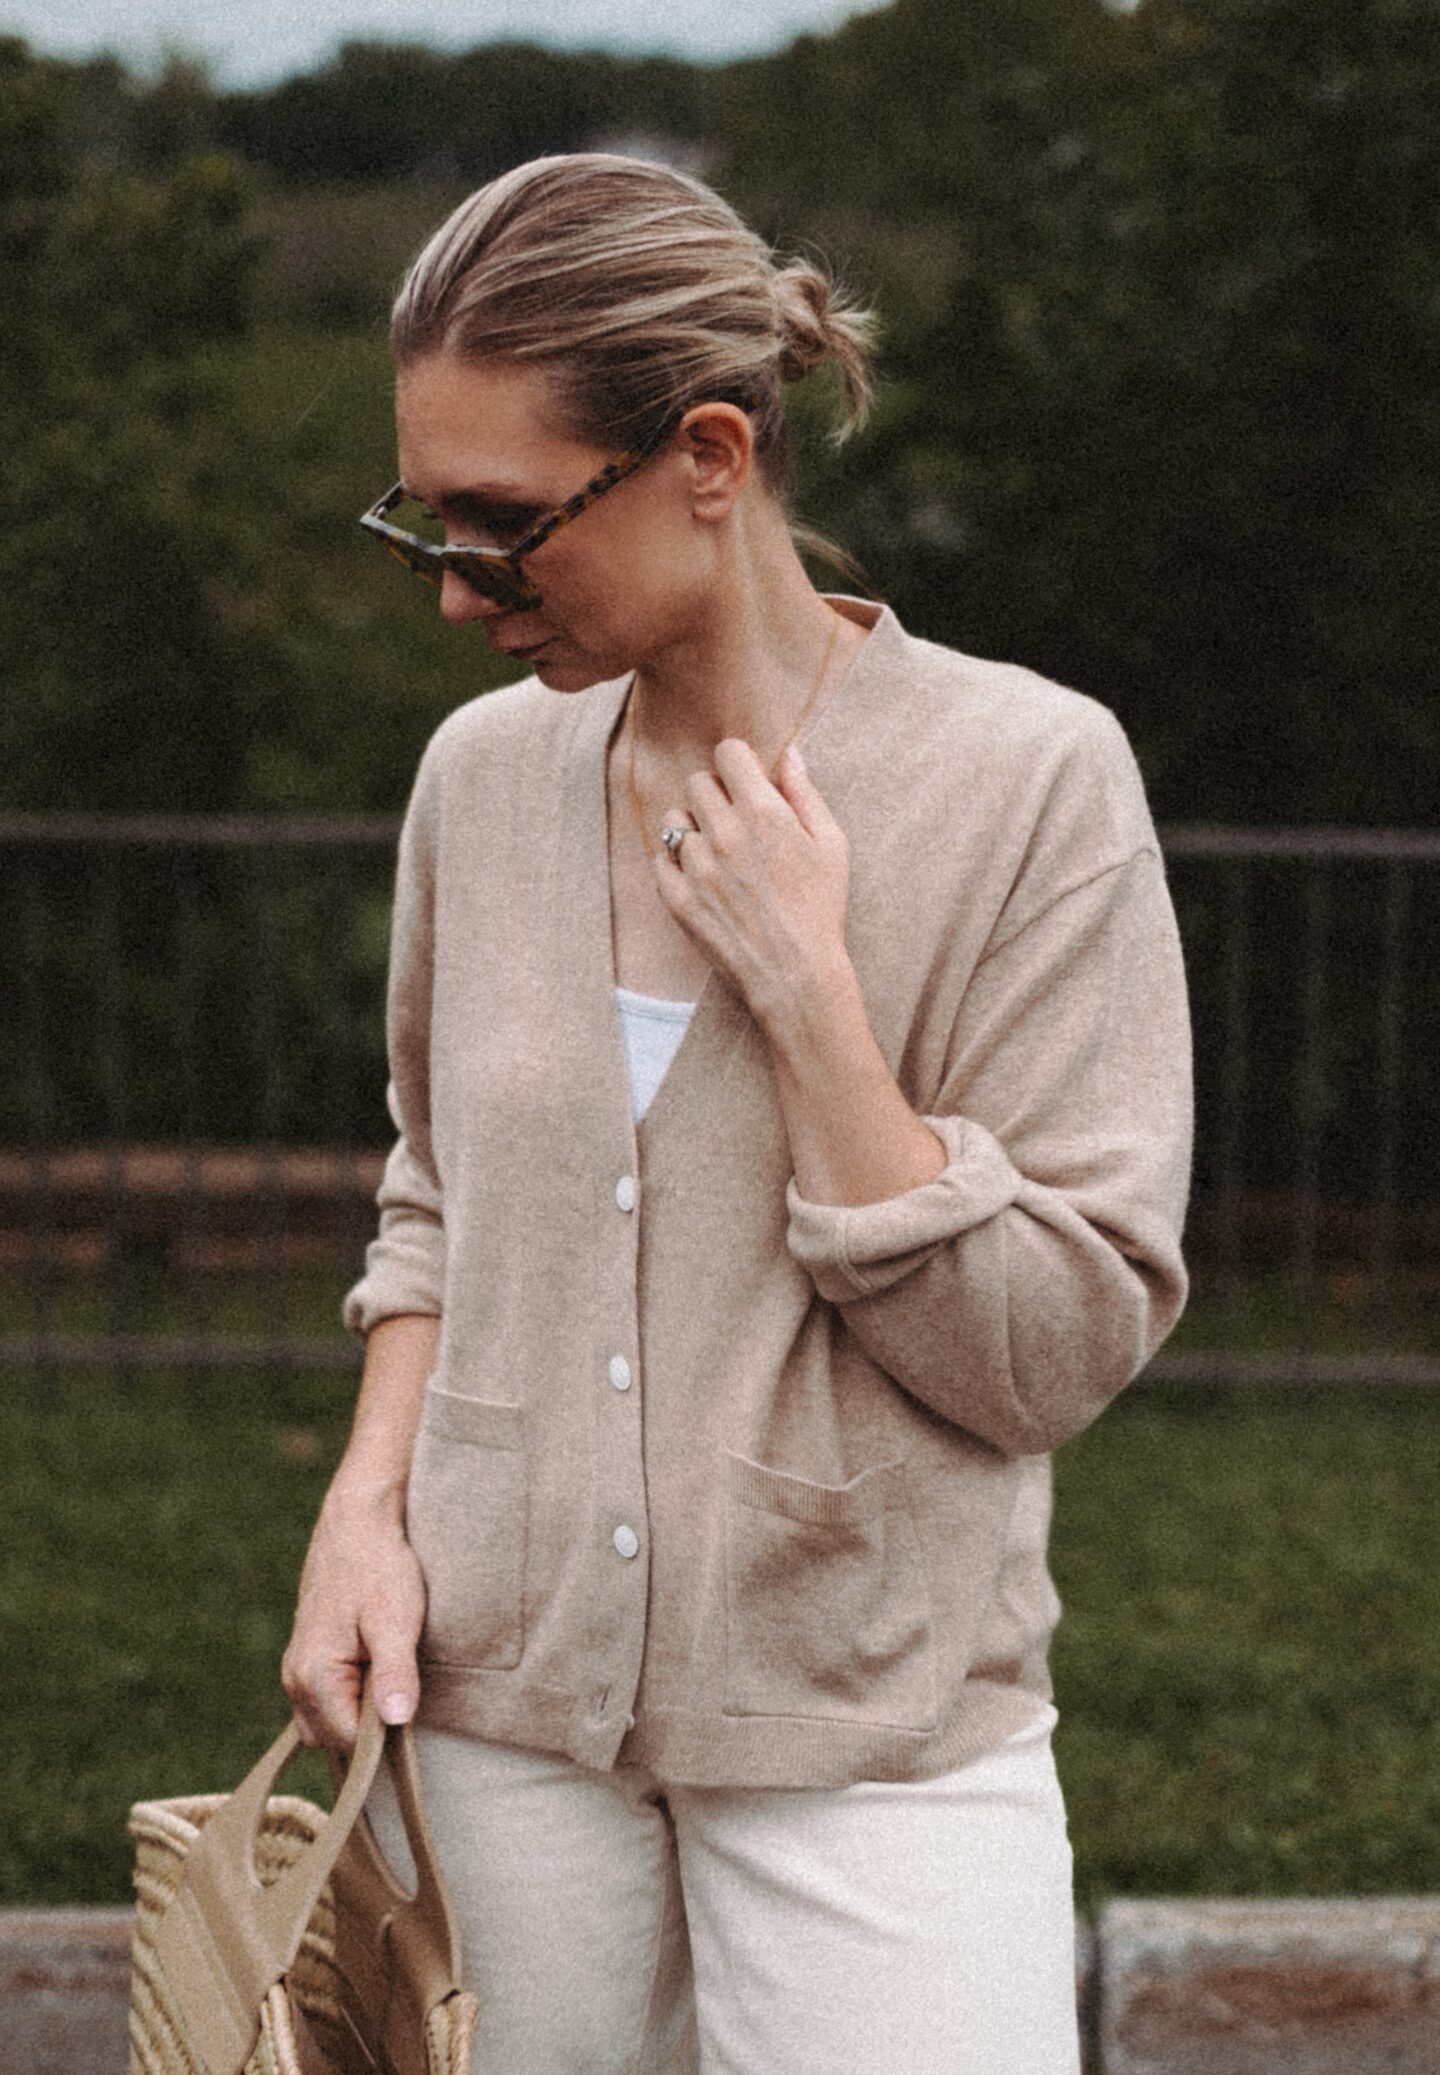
[284,153,1191,2075]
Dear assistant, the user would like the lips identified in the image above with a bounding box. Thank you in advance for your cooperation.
[493,637,550,660]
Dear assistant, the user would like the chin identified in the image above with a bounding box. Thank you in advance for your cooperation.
[532,649,620,694]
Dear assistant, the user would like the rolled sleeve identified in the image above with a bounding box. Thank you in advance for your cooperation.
[785,1114,1022,1300]
[784,848,1192,1457]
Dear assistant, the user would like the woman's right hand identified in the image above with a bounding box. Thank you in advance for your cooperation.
[281,1476,427,1751]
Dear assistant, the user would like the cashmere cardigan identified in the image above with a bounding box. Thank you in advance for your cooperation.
[343,597,1192,1789]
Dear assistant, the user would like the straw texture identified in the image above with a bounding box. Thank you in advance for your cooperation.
[126,1791,476,2075]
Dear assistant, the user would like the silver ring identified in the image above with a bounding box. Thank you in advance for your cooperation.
[660,824,688,859]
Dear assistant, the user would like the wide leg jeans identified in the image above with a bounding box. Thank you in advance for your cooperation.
[365,1701,1082,2075]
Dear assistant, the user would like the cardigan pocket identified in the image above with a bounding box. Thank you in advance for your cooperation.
[722,1453,938,1729]
[407,1389,527,1672]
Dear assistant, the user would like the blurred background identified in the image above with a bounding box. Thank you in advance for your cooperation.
[2,0,1437,1921]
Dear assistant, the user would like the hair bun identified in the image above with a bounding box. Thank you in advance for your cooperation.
[773,259,875,433]
[392,152,876,473]
[775,263,834,380]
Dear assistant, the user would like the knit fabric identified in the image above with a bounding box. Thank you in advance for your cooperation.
[343,598,1192,1788]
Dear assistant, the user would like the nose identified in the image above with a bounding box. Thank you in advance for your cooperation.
[439,569,504,626]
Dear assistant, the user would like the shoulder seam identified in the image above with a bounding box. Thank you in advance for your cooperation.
[978,844,1160,964]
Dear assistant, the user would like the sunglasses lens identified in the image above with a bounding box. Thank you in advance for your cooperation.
[383,540,439,588]
[452,560,538,610]
[363,492,543,607]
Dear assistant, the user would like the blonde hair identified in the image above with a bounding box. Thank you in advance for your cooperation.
[390,153,876,502]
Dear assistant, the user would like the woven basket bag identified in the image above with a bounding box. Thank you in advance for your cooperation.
[127,1697,478,2075]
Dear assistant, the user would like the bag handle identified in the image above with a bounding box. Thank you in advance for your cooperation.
[152,1695,389,2075]
[326,1705,460,1962]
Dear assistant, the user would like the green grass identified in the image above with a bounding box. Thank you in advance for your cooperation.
[10,1254,1437,1361]
[4,1259,358,1347]
[1161,1263,1440,1361]
[4,1359,1439,1910]
[3,1364,349,1906]
[1050,1384,1440,1907]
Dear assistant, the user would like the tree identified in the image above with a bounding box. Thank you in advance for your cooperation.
[216,40,709,187]
[0,40,524,818]
[727,0,1440,825]
[0,42,278,812]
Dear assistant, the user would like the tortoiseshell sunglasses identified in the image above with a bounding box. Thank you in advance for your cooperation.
[359,409,683,613]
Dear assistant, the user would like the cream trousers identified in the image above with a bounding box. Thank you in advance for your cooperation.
[364,1703,1081,2075]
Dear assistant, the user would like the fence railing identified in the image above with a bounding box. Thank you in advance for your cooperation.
[3,815,1438,1386]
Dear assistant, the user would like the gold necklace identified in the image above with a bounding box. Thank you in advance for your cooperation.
[625,609,843,863]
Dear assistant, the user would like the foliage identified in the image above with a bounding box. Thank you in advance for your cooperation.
[705,0,1440,824]
[0,42,265,812]
[0,42,512,815]
[5,4,1440,823]
[214,40,709,188]
[0,182,261,804]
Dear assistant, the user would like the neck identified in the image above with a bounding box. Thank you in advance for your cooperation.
[629,504,852,772]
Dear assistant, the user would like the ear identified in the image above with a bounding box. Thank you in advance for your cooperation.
[674,402,754,521]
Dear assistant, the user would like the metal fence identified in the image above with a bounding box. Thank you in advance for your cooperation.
[3,816,1438,1387]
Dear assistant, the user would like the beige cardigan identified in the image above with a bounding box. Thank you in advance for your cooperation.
[343,599,1192,1788]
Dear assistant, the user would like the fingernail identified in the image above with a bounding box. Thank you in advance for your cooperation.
[379,1692,413,1725]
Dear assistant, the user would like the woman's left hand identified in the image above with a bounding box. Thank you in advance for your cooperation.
[654,737,851,1033]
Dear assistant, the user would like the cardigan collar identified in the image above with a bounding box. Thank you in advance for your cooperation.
[553,596,906,1155]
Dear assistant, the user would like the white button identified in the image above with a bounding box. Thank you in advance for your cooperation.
[615,1174,637,1212]
[613,1524,640,1559]
[608,1354,632,1392]
[625,1712,636,1731]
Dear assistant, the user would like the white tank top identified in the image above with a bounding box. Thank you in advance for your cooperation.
[615,985,696,1122]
